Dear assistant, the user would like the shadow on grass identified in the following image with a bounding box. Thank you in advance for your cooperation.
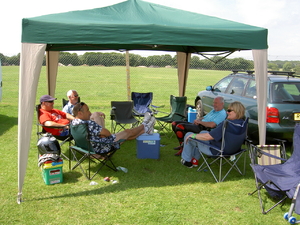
[62,170,83,183]
[0,114,18,135]
[33,171,255,202]
[24,130,262,203]
[32,135,256,202]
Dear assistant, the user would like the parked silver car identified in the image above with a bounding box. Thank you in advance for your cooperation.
[194,70,300,143]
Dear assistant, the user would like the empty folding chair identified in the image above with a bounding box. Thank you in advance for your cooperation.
[190,118,249,182]
[155,95,187,134]
[248,123,300,214]
[69,123,123,180]
[131,92,153,123]
[110,101,139,133]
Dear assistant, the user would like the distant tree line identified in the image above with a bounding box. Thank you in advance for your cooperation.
[1,52,300,73]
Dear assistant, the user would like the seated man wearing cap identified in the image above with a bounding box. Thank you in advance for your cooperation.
[39,95,75,136]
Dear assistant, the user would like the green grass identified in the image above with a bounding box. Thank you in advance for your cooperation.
[0,66,291,224]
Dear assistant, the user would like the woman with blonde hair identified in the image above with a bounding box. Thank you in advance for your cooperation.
[181,101,246,168]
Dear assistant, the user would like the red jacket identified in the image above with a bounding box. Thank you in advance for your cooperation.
[39,108,69,136]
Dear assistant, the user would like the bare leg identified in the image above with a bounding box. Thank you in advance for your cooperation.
[90,112,105,128]
[115,125,145,141]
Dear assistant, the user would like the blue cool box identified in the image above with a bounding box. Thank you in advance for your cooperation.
[136,133,160,159]
[188,109,197,123]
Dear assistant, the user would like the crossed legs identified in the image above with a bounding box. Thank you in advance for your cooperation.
[172,121,204,146]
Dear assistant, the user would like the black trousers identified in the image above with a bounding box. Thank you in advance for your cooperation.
[171,121,206,145]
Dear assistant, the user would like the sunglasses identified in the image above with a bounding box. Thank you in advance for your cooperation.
[73,95,79,97]
[46,101,54,103]
[78,102,85,111]
[227,109,234,112]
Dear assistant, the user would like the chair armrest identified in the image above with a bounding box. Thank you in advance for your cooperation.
[110,106,116,120]
[189,137,221,153]
[88,138,126,148]
[245,138,252,143]
[38,123,69,129]
[257,148,286,161]
[132,108,143,116]
[273,138,287,159]
[173,112,187,119]
[249,143,287,165]
[150,104,168,114]
[151,104,165,109]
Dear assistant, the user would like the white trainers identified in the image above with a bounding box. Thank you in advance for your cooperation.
[143,112,152,124]
[146,116,156,134]
[147,126,154,135]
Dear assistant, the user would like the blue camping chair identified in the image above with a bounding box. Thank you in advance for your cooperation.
[190,118,249,182]
[131,92,153,122]
[249,123,300,215]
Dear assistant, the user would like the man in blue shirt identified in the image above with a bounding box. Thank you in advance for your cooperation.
[63,89,106,127]
[62,90,79,115]
[172,96,226,156]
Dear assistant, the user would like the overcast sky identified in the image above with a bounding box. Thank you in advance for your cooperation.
[1,0,299,60]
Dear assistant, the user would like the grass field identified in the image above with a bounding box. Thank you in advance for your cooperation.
[0,66,292,224]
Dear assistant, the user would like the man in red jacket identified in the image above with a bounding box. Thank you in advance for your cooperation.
[39,95,75,136]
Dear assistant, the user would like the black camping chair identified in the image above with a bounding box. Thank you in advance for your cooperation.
[248,124,300,214]
[189,118,250,182]
[155,95,187,135]
[62,98,69,108]
[62,97,81,108]
[62,97,81,115]
[36,104,73,161]
[110,101,139,133]
[69,123,124,180]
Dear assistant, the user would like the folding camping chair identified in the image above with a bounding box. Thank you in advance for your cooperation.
[36,104,72,160]
[248,123,300,214]
[190,118,249,182]
[110,101,139,133]
[69,123,124,180]
[131,92,153,123]
[155,95,187,135]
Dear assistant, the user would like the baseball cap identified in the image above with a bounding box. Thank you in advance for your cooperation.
[40,95,57,103]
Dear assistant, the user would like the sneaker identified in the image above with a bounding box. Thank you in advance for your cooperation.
[147,126,154,135]
[173,145,181,150]
[146,116,156,134]
[142,123,148,133]
[174,148,183,156]
[181,159,193,168]
[143,112,152,124]
[191,158,198,167]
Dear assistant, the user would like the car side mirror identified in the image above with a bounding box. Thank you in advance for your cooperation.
[206,86,212,91]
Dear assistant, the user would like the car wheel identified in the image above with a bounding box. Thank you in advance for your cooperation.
[196,99,204,119]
